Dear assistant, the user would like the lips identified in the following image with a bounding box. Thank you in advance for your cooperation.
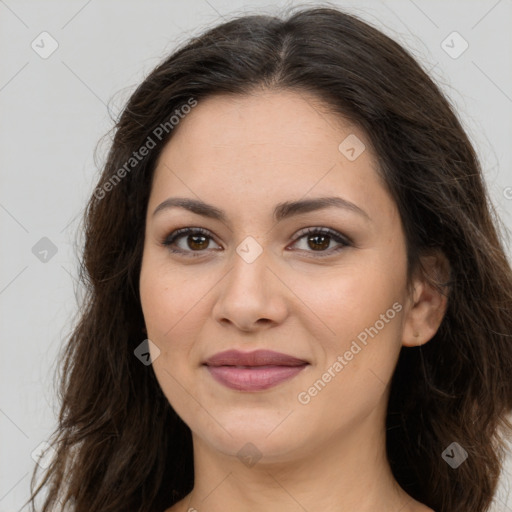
[205,349,308,367]
[203,349,309,391]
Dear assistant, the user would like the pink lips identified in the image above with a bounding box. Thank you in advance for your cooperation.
[204,349,309,391]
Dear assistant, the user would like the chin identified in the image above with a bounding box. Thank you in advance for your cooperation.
[191,409,311,462]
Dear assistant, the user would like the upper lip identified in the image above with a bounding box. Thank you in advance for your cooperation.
[204,349,308,367]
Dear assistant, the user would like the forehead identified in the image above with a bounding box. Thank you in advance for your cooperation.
[164,90,364,154]
[148,90,396,225]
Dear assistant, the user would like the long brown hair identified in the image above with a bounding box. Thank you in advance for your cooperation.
[26,6,512,512]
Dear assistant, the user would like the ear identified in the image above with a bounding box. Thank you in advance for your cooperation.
[402,250,450,347]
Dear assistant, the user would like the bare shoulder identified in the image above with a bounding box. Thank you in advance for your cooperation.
[167,501,433,512]
[164,499,434,512]
[164,495,434,512]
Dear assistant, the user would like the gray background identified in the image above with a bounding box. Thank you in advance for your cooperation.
[1,0,511,510]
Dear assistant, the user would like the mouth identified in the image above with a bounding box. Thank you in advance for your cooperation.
[203,349,309,391]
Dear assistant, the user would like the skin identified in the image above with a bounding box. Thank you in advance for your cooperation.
[139,89,447,512]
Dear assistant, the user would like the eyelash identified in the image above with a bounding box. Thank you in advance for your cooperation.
[161,226,352,258]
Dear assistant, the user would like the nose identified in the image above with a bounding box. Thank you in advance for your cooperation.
[211,245,289,332]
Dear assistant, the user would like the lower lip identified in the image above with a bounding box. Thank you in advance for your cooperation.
[206,365,307,391]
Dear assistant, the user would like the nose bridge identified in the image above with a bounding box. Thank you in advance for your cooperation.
[213,237,288,329]
[226,238,271,299]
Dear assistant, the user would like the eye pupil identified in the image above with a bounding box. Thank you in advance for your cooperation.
[308,234,330,251]
[188,235,209,250]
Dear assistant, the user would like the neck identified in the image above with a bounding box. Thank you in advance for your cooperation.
[177,402,418,512]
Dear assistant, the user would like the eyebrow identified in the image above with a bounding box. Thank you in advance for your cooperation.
[153,196,371,223]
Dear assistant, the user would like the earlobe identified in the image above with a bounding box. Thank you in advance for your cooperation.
[402,251,450,348]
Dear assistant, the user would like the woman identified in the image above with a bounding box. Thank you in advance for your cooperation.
[26,6,512,512]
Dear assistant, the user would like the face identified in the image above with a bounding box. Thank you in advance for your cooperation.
[139,90,414,463]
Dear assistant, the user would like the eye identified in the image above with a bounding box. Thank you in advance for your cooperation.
[162,226,351,258]
[289,227,351,256]
[162,227,221,257]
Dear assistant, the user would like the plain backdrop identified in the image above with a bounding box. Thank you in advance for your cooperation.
[1,0,511,510]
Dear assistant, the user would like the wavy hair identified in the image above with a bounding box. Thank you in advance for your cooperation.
[26,5,512,512]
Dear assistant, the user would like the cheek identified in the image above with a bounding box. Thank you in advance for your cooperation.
[296,267,405,429]
[139,257,202,410]
[293,257,406,346]
[139,255,195,339]
[139,255,216,394]
[295,248,407,401]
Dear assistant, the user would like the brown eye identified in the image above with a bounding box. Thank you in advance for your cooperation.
[306,233,331,251]
[187,233,209,250]
[290,227,351,256]
[162,226,351,259]
[162,227,221,256]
